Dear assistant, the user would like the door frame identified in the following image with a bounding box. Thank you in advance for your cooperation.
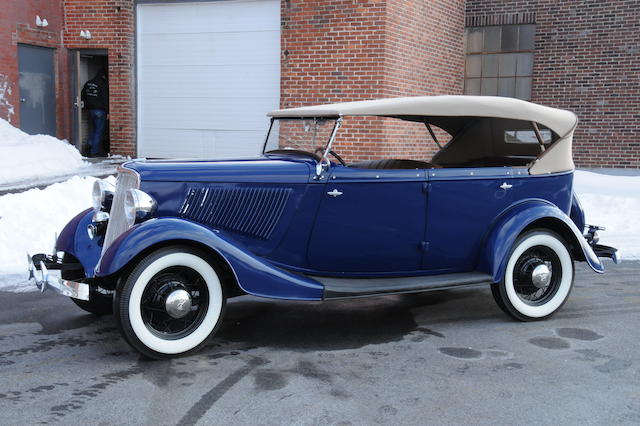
[69,48,108,150]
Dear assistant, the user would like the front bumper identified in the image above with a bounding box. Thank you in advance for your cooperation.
[27,254,89,301]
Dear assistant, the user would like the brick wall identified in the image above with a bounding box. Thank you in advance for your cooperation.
[0,0,68,139]
[467,0,640,168]
[382,0,465,160]
[62,0,135,156]
[281,0,465,162]
[280,0,387,161]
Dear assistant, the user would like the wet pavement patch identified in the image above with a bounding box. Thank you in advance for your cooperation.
[491,362,525,372]
[44,367,141,422]
[528,337,570,350]
[293,360,333,383]
[137,357,175,387]
[438,347,483,359]
[330,388,352,400]
[555,328,604,341]
[573,349,612,362]
[253,370,287,391]
[0,336,91,358]
[594,358,632,373]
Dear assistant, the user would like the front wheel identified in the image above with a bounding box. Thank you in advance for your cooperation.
[492,230,574,321]
[114,246,225,359]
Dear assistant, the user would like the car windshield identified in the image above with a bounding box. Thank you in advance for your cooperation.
[263,118,338,156]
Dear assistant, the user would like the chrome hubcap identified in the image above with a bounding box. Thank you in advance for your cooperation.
[531,264,551,289]
[165,289,192,319]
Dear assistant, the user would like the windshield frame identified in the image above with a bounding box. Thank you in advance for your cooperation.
[261,117,343,173]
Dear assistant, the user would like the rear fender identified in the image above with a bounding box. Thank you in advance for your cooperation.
[569,192,586,231]
[96,218,323,300]
[478,200,604,282]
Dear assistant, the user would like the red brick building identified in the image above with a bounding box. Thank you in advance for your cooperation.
[0,0,637,167]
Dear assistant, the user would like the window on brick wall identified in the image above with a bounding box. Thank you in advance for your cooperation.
[464,24,535,100]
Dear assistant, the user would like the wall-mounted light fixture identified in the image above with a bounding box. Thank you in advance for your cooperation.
[36,16,49,28]
[80,30,92,40]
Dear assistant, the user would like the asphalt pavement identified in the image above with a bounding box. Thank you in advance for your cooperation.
[0,260,638,425]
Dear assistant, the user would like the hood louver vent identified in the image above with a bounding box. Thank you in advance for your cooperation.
[179,186,292,240]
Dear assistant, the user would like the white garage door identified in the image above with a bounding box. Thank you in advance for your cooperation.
[136,0,280,158]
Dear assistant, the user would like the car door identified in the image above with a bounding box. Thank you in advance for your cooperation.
[307,166,427,273]
[423,167,517,273]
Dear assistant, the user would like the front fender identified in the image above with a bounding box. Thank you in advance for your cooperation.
[55,208,103,276]
[96,218,324,300]
[478,200,604,282]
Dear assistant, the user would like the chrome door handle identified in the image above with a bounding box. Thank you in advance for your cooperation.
[327,189,343,197]
[500,182,513,190]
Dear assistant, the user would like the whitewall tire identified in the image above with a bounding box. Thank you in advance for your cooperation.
[115,246,225,358]
[492,230,574,321]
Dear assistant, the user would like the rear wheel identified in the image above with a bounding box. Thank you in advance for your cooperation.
[114,246,225,359]
[492,230,574,321]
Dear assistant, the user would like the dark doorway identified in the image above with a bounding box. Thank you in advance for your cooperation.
[18,44,56,136]
[70,50,109,155]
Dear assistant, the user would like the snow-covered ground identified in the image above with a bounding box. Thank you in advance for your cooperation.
[573,170,640,261]
[0,118,87,185]
[0,170,637,292]
[0,175,117,291]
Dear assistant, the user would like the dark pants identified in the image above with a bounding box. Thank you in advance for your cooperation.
[88,109,107,156]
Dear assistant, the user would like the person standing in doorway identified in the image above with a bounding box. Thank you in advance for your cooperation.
[81,68,109,157]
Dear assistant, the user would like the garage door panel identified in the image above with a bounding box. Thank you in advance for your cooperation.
[139,0,280,34]
[139,31,279,67]
[137,0,280,158]
[140,64,279,99]
[141,97,274,131]
[139,128,265,158]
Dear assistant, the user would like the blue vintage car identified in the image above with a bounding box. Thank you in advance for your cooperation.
[29,96,619,358]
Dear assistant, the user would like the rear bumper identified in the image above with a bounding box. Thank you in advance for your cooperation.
[593,244,621,264]
[27,254,89,301]
[584,225,620,265]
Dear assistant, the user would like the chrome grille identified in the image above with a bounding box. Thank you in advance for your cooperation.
[102,168,140,254]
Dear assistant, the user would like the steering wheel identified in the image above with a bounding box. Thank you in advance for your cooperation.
[314,147,347,166]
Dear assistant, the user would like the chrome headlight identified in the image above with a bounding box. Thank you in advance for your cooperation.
[124,188,156,227]
[92,179,115,211]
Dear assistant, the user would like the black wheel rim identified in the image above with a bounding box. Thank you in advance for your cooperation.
[140,266,209,339]
[512,245,562,306]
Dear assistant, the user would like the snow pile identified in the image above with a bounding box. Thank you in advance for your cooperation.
[573,170,640,260]
[0,118,87,185]
[0,176,115,291]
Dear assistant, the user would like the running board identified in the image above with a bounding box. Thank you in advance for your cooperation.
[310,272,494,299]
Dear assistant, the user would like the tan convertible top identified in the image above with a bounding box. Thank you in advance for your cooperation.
[269,96,579,174]
[269,95,577,138]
